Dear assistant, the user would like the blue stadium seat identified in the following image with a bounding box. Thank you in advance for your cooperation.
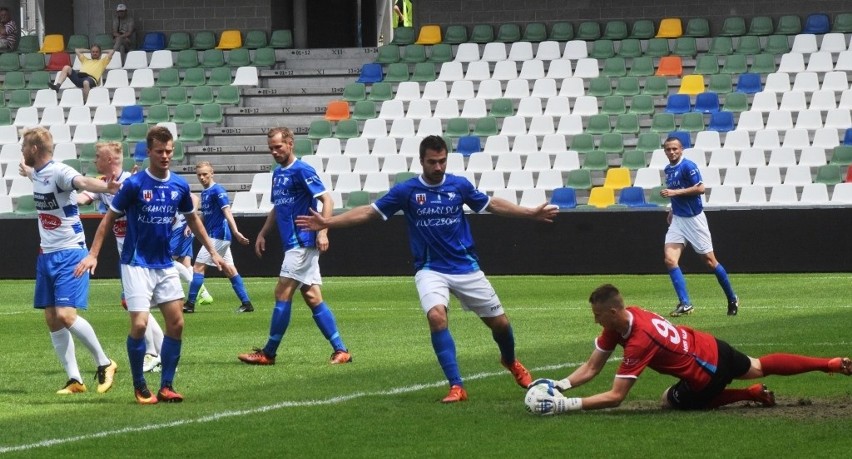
[664,94,691,114]
[843,128,852,146]
[455,135,482,156]
[550,187,577,209]
[119,105,145,125]
[803,13,830,34]
[141,32,167,51]
[693,92,720,114]
[735,73,762,94]
[618,186,656,207]
[708,111,734,132]
[356,63,384,83]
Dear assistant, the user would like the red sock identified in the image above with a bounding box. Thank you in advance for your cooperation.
[759,353,831,375]
[707,388,752,408]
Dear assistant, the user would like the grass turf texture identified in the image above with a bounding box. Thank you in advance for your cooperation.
[1,274,850,457]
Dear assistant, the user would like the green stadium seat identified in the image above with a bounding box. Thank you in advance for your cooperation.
[565,169,593,189]
[651,113,676,133]
[22,53,45,71]
[830,146,852,166]
[154,68,180,88]
[164,86,188,105]
[193,31,217,50]
[226,48,251,67]
[384,63,409,82]
[126,123,149,142]
[814,164,842,185]
[488,99,514,118]
[26,71,50,90]
[522,23,547,42]
[644,38,670,57]
[776,16,802,35]
[747,16,774,36]
[99,123,124,142]
[252,47,276,68]
[294,138,313,157]
[734,35,761,55]
[720,54,747,74]
[586,114,611,134]
[590,40,616,59]
[750,54,777,74]
[391,26,416,45]
[7,89,31,108]
[205,66,231,86]
[672,37,697,57]
[641,76,669,96]
[599,133,625,154]
[636,132,662,153]
[679,112,705,132]
[368,82,393,102]
[582,150,608,170]
[333,119,360,139]
[602,20,628,40]
[92,33,114,50]
[215,85,240,105]
[308,119,333,140]
[0,107,11,125]
[146,104,170,124]
[65,34,89,52]
[410,62,436,82]
[648,186,670,206]
[832,13,852,33]
[614,76,640,96]
[621,150,647,169]
[627,57,655,77]
[616,39,642,58]
[570,134,596,154]
[445,117,470,138]
[707,74,733,94]
[576,21,601,40]
[684,18,710,37]
[443,25,468,44]
[721,92,748,112]
[189,86,215,105]
[470,24,494,43]
[764,35,790,54]
[139,87,162,106]
[601,57,627,77]
[614,113,639,134]
[549,22,574,41]
[201,49,226,68]
[401,44,427,63]
[167,32,191,51]
[0,53,20,72]
[427,44,453,63]
[175,49,199,68]
[243,30,268,49]
[720,17,747,36]
[587,76,612,97]
[343,82,367,102]
[473,116,499,136]
[198,103,223,123]
[601,95,626,115]
[627,94,655,115]
[707,36,733,56]
[375,44,400,64]
[178,122,204,142]
[629,20,656,39]
[496,24,521,43]
[694,55,720,75]
[180,67,206,87]
[17,35,39,54]
[352,100,376,120]
[269,29,293,48]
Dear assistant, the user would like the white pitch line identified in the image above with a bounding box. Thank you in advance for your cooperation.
[0,361,586,454]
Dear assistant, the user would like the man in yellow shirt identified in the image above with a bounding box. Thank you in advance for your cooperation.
[49,45,115,102]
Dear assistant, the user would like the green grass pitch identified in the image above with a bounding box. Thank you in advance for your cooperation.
[1,273,850,457]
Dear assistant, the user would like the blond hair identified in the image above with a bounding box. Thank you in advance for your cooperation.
[21,127,54,157]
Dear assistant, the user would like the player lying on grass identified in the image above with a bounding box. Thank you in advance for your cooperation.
[526,284,851,415]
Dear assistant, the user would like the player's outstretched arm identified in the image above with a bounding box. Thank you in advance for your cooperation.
[74,210,119,277]
[295,205,379,231]
[486,197,558,223]
[222,205,250,245]
[186,212,226,271]
[73,175,119,195]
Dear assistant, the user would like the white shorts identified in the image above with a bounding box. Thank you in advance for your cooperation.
[665,213,714,254]
[279,247,322,286]
[414,270,504,318]
[121,264,185,312]
[195,238,234,266]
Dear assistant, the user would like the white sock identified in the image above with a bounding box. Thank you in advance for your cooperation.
[68,317,111,367]
[173,261,193,284]
[145,314,164,355]
[50,328,81,383]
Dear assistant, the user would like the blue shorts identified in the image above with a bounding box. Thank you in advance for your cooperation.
[170,226,193,259]
[69,70,97,88]
[34,249,90,309]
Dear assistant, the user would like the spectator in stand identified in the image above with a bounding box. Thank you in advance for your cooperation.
[0,7,18,52]
[112,3,136,57]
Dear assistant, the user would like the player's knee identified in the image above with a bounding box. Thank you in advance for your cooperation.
[660,389,673,409]
[426,306,448,331]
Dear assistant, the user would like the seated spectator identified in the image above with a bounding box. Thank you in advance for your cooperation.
[112,3,135,56]
[49,45,115,102]
[0,7,18,52]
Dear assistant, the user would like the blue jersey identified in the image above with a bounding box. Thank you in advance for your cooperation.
[270,159,327,251]
[199,182,231,241]
[110,170,194,268]
[664,158,704,217]
[373,174,490,275]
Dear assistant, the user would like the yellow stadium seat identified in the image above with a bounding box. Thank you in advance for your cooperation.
[215,30,242,50]
[586,187,616,208]
[415,25,442,45]
[656,18,683,38]
[39,34,65,54]
[678,75,705,95]
[603,168,632,190]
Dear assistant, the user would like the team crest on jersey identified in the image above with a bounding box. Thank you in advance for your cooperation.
[416,193,426,205]
[171,191,179,200]
[448,192,456,200]
[143,189,153,201]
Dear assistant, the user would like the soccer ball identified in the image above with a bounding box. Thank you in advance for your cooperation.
[524,380,558,415]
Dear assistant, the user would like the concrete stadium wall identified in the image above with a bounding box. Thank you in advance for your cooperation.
[2,208,850,279]
[415,0,851,33]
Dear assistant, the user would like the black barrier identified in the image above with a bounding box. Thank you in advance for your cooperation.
[1,207,850,279]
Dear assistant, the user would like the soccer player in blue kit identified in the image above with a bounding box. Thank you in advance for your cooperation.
[76,126,226,404]
[21,127,119,395]
[297,135,558,402]
[238,127,351,366]
[182,161,253,313]
[660,137,738,317]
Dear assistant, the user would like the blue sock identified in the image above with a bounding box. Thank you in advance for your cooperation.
[431,328,462,387]
[126,335,146,389]
[188,273,204,303]
[160,336,181,389]
[230,275,250,303]
[668,267,691,304]
[492,325,516,364]
[312,302,345,351]
[714,263,737,302]
[263,300,292,357]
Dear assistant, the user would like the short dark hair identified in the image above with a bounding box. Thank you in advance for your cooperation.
[419,135,448,160]
[147,126,173,149]
[589,284,622,306]
[663,136,683,147]
[91,44,102,53]
[0,7,9,14]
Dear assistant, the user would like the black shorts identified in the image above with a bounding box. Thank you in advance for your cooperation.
[69,70,97,88]
[666,338,752,410]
